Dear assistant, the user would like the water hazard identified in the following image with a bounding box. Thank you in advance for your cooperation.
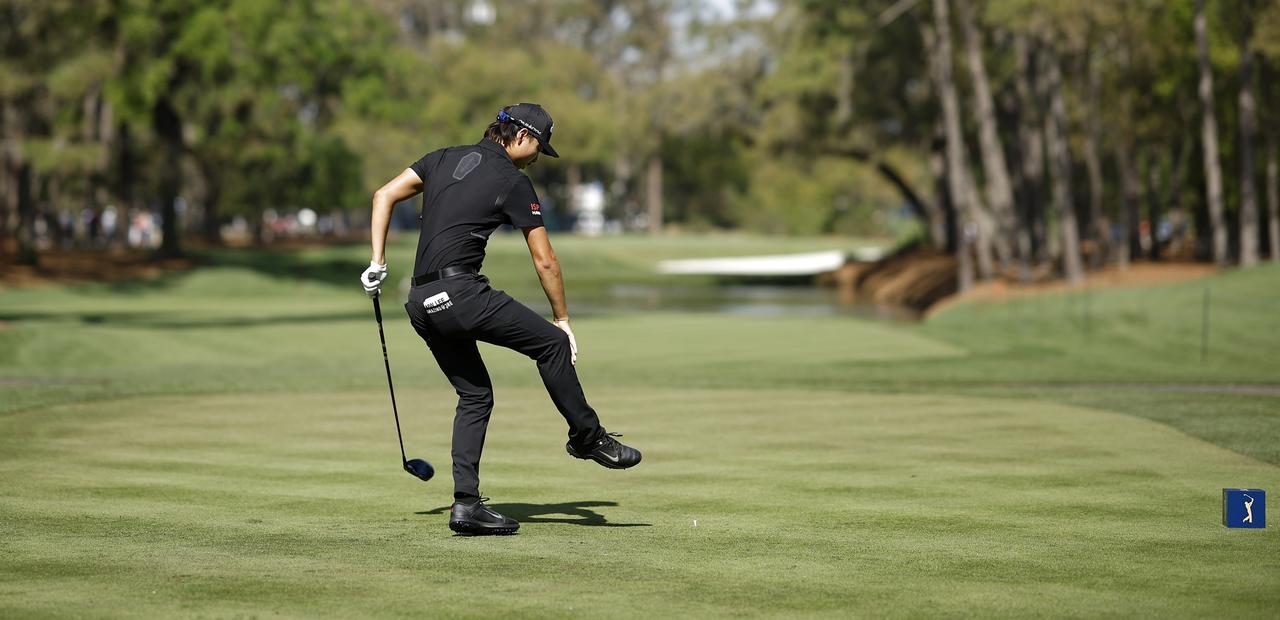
[567,282,921,320]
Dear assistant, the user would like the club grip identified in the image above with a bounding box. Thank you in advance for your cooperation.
[373,295,383,323]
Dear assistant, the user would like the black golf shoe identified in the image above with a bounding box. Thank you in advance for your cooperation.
[566,432,642,470]
[448,498,519,536]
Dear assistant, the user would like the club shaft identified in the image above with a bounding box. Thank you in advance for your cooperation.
[374,296,408,465]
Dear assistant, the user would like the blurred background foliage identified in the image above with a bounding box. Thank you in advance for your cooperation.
[2,0,1278,275]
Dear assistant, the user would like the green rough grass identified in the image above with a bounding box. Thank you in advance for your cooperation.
[2,389,1277,617]
[1,234,1278,617]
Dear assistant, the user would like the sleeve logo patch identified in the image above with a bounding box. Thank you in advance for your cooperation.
[530,203,542,216]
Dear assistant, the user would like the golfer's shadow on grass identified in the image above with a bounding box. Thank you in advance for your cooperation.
[418,501,651,527]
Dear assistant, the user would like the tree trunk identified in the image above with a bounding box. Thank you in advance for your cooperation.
[114,121,134,220]
[1145,153,1163,261]
[1267,135,1279,262]
[1238,39,1259,266]
[1042,45,1084,284]
[645,155,662,234]
[1195,0,1228,265]
[927,1,983,289]
[1111,38,1143,268]
[1083,132,1107,267]
[94,96,115,248]
[0,100,12,260]
[1115,143,1139,268]
[203,177,222,245]
[956,0,1015,269]
[153,99,184,258]
[0,116,10,258]
[45,176,65,249]
[877,159,941,242]
[1082,50,1108,269]
[613,154,635,223]
[251,210,265,246]
[824,145,942,247]
[834,48,857,132]
[929,125,956,252]
[16,161,37,266]
[195,153,222,245]
[1159,134,1193,258]
[0,159,9,259]
[1012,34,1043,279]
[966,176,996,278]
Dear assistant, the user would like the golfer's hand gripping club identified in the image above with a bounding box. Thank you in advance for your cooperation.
[553,318,578,366]
[362,260,388,298]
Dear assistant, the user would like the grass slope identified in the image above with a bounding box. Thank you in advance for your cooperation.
[1,234,1278,616]
[2,388,1277,617]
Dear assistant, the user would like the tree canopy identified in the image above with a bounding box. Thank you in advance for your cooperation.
[2,0,1277,273]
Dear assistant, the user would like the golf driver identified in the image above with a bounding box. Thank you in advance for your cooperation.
[371,294,434,482]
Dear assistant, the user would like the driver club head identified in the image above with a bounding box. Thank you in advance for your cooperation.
[404,458,434,482]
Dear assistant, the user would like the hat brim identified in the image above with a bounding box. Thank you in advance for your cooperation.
[539,140,559,158]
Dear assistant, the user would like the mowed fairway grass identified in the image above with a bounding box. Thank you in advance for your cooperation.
[2,234,1279,617]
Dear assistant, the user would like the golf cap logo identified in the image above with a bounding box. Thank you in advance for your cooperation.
[1223,488,1266,528]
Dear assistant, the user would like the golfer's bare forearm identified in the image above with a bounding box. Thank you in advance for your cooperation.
[535,260,570,321]
[369,190,395,264]
[522,227,569,320]
[369,168,427,265]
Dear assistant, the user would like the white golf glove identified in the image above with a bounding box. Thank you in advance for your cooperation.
[361,261,387,298]
[553,318,578,366]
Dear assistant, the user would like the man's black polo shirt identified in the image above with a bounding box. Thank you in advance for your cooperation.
[408,139,544,276]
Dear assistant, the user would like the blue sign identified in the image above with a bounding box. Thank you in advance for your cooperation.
[1223,489,1266,528]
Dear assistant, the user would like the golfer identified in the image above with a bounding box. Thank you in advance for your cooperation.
[360,103,641,535]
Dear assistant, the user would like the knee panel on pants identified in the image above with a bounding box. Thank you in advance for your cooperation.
[456,388,494,412]
[537,329,571,363]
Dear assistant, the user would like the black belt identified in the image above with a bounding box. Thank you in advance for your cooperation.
[412,265,478,286]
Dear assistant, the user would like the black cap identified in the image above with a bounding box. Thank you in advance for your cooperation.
[499,103,558,158]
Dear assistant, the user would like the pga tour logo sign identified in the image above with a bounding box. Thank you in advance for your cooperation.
[1222,489,1266,528]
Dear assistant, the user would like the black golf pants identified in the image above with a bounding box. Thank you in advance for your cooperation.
[404,273,604,499]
